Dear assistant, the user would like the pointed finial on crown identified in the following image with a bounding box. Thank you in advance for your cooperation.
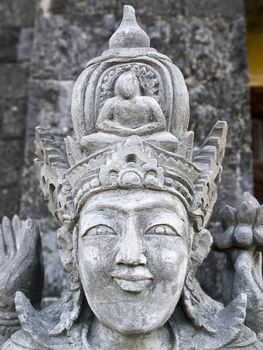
[109,5,150,49]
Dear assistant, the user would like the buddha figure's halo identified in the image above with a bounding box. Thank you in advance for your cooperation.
[71,5,190,139]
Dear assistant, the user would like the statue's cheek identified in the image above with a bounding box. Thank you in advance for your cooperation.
[145,237,189,283]
[78,237,118,283]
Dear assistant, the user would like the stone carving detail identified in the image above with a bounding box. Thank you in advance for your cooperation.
[96,71,166,136]
[98,64,161,108]
[0,5,263,350]
[215,193,263,339]
[0,217,42,347]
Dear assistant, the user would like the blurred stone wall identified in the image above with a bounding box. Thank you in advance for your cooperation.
[0,0,252,299]
[0,0,35,215]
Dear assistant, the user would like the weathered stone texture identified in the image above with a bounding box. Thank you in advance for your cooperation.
[30,15,114,80]
[0,0,36,219]
[0,0,252,299]
[42,0,244,18]
[0,0,36,27]
[0,26,20,62]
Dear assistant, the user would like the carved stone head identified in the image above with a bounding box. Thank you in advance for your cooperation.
[78,189,190,334]
[35,5,228,336]
[114,71,140,99]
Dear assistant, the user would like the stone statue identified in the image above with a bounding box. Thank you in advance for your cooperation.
[1,5,263,350]
[95,71,166,135]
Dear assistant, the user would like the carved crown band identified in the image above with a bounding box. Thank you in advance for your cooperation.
[65,136,200,213]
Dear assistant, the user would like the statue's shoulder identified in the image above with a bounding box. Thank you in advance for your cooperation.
[171,296,262,350]
[1,319,87,350]
[1,316,85,350]
[0,293,86,350]
[221,325,262,349]
[1,327,81,350]
[2,330,38,350]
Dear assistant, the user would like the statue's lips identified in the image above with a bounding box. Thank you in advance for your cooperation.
[111,272,153,293]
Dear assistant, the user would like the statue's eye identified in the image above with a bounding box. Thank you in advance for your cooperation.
[85,225,116,237]
[145,224,180,237]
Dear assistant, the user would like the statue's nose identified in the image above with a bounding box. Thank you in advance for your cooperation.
[115,219,147,266]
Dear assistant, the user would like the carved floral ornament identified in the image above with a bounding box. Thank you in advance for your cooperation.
[1,5,263,350]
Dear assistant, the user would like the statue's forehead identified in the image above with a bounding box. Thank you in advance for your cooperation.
[81,189,188,215]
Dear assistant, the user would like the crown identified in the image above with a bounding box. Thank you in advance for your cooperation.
[35,6,228,232]
[64,135,201,212]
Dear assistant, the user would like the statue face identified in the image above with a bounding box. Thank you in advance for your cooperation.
[78,189,189,334]
[114,72,140,99]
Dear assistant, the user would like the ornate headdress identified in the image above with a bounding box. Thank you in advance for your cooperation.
[35,5,227,232]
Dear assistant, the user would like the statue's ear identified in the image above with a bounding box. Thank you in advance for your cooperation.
[57,226,80,290]
[50,226,83,337]
[182,229,218,334]
[192,121,228,231]
[57,226,74,272]
[190,229,213,275]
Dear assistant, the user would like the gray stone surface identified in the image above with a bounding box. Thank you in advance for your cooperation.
[0,0,36,27]
[41,0,244,18]
[0,27,20,62]
[0,0,36,219]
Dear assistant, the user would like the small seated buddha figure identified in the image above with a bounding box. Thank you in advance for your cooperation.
[80,71,178,155]
[96,71,166,136]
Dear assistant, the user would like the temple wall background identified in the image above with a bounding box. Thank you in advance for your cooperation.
[0,0,252,299]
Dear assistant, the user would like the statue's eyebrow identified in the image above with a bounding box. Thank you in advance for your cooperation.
[83,200,182,214]
[84,204,127,215]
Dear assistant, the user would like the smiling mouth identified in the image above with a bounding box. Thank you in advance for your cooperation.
[111,273,153,293]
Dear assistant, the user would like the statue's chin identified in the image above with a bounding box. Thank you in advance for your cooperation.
[88,295,179,336]
[98,314,172,335]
